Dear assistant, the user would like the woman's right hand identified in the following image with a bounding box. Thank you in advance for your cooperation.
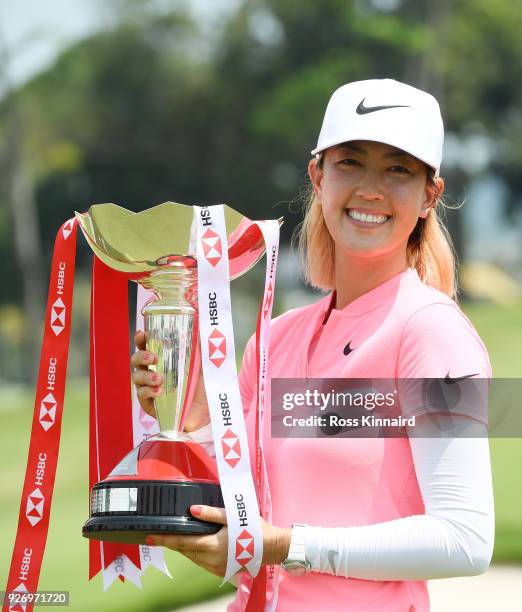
[131,330,210,431]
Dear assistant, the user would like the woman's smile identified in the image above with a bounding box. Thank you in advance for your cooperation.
[345,207,392,227]
[308,140,435,260]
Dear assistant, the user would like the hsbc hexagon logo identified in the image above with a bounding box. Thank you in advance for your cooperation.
[50,298,66,336]
[221,428,241,468]
[62,218,75,240]
[39,393,57,431]
[8,582,29,612]
[235,529,254,567]
[263,281,273,319]
[208,328,226,367]
[201,228,222,267]
[26,488,44,526]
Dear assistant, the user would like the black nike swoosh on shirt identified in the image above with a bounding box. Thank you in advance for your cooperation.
[343,341,354,355]
[444,373,479,385]
[356,98,410,115]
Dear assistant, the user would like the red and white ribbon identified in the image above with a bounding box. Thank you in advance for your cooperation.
[92,262,172,588]
[89,256,141,586]
[3,219,79,612]
[242,220,280,612]
[195,205,264,582]
[3,218,169,607]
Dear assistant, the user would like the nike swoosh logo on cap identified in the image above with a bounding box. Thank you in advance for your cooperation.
[444,373,479,385]
[356,98,410,115]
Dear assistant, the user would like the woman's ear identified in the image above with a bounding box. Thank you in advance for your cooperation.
[420,176,444,219]
[308,157,323,200]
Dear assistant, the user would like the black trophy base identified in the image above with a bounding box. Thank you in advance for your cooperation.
[82,479,224,545]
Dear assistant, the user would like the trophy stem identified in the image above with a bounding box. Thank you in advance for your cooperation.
[140,268,197,436]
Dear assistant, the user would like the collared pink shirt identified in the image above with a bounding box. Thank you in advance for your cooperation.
[229,267,491,612]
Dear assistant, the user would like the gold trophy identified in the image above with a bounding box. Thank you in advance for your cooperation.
[78,202,271,544]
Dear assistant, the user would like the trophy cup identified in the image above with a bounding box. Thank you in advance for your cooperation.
[78,202,269,545]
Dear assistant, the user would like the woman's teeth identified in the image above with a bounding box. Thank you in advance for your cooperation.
[347,209,390,224]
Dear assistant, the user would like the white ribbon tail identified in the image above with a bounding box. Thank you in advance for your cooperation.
[139,546,173,579]
[102,555,143,590]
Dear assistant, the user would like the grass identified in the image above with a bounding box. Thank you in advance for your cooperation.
[1,299,521,609]
[461,298,522,563]
[463,298,522,378]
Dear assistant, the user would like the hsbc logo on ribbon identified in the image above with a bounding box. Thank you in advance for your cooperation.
[235,528,254,567]
[221,428,241,468]
[262,244,277,320]
[39,392,57,431]
[208,328,226,367]
[8,582,29,612]
[201,228,222,267]
[50,297,66,336]
[26,488,45,526]
[263,281,273,319]
[62,218,75,240]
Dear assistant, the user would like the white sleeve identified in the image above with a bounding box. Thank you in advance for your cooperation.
[303,416,495,580]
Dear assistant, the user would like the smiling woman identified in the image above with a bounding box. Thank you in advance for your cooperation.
[132,78,494,612]
[304,138,449,309]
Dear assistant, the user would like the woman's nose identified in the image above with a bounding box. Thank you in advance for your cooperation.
[354,172,384,201]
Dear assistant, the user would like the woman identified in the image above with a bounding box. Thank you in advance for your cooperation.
[132,79,494,611]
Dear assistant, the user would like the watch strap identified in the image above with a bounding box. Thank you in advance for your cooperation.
[281,523,311,572]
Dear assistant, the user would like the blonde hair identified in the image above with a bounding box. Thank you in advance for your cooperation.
[295,163,458,300]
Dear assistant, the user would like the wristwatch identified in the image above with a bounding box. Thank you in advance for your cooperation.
[281,524,311,575]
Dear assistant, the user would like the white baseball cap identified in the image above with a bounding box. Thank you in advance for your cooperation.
[311,79,444,174]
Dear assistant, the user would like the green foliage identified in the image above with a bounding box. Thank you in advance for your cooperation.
[2,0,522,305]
[0,3,453,258]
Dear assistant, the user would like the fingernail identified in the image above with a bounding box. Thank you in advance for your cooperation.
[152,374,159,382]
[190,505,202,516]
[144,353,152,363]
[145,535,155,546]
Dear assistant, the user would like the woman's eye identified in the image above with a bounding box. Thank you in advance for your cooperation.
[389,165,411,174]
[338,158,360,166]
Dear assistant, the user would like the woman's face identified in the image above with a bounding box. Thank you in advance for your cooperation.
[308,140,442,260]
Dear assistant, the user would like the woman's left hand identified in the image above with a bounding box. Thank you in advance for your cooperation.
[146,505,291,577]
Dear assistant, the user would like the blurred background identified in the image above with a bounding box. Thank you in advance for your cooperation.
[1,0,521,610]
